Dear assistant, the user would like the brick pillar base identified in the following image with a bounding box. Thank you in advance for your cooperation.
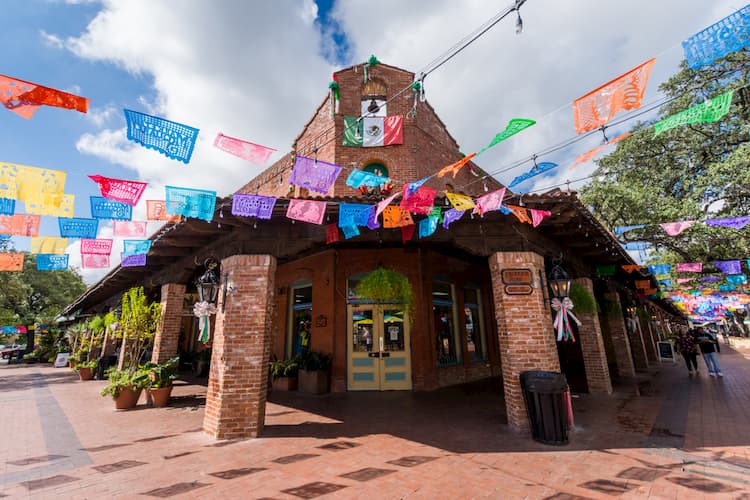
[640,316,658,363]
[489,251,560,433]
[574,278,612,394]
[203,255,276,440]
[152,283,186,364]
[602,290,636,379]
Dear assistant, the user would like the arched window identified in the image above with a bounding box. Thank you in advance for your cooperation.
[361,78,387,117]
[363,163,388,179]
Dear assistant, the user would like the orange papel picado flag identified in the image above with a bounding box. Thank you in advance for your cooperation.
[0,253,24,271]
[437,153,477,178]
[573,59,655,134]
[0,74,89,119]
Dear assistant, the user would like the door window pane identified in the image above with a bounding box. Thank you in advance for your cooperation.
[289,284,312,357]
[383,308,405,352]
[352,309,374,352]
[434,282,459,367]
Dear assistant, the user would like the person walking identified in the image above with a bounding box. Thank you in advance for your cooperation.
[695,327,723,377]
[675,329,699,375]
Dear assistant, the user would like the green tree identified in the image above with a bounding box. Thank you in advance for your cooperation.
[581,49,750,263]
[0,253,87,326]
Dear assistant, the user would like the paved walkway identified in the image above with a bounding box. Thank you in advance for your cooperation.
[1,343,750,498]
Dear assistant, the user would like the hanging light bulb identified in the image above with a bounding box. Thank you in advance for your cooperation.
[515,11,523,34]
[219,209,224,218]
[483,180,489,192]
[253,220,258,229]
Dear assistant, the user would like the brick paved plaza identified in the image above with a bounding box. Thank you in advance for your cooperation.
[2,342,750,499]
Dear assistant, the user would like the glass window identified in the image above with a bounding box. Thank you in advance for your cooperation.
[464,287,487,362]
[434,281,460,367]
[288,283,312,357]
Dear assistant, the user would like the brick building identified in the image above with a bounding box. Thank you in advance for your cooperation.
[63,62,678,440]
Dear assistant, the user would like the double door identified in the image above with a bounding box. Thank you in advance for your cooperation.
[347,304,412,390]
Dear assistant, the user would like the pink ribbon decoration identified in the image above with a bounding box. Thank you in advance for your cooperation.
[376,192,399,218]
[286,198,326,225]
[88,175,147,206]
[677,262,702,273]
[677,278,693,284]
[214,133,275,166]
[529,209,552,228]
[80,238,113,255]
[474,187,507,216]
[552,297,580,342]
[113,221,147,237]
[400,183,435,215]
[659,221,695,236]
[81,253,110,269]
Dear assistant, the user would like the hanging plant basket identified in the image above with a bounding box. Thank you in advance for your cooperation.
[568,283,599,314]
[355,268,413,311]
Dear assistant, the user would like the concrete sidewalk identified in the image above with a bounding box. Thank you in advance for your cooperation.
[1,344,750,498]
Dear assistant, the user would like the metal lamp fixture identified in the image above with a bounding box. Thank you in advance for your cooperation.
[548,262,571,299]
[196,257,220,305]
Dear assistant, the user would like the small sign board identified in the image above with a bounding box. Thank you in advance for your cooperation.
[657,341,675,363]
[501,268,533,285]
[54,352,71,368]
[504,284,533,295]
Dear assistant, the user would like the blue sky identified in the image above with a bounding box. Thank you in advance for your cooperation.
[0,0,741,282]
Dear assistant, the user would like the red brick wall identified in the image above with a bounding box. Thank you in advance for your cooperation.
[573,278,612,394]
[601,290,636,379]
[151,283,186,364]
[489,251,560,432]
[238,62,502,199]
[203,255,276,440]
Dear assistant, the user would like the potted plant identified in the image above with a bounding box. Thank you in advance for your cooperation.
[100,367,149,410]
[67,353,79,369]
[355,268,414,320]
[296,351,332,394]
[143,356,179,407]
[270,358,298,391]
[73,360,97,381]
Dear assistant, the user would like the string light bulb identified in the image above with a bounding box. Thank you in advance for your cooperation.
[515,10,523,34]
[253,220,258,229]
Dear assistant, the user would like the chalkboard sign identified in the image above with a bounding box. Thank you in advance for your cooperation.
[657,341,675,362]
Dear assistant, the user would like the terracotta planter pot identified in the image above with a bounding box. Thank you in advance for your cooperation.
[272,377,298,391]
[298,369,330,394]
[78,367,93,381]
[114,386,142,410]
[68,360,77,369]
[148,386,173,407]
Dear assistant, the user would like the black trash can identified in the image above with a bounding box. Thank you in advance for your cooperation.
[520,370,569,445]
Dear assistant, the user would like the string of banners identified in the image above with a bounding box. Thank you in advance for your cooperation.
[0,5,747,273]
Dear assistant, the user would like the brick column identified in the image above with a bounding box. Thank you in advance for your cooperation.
[601,291,636,378]
[489,251,560,433]
[626,315,649,371]
[151,283,186,364]
[203,255,276,440]
[573,278,612,394]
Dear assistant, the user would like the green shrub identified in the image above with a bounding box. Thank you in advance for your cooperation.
[296,351,332,372]
[270,359,298,380]
[100,367,150,399]
[568,283,599,314]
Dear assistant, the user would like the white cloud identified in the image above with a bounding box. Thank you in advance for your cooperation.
[54,0,740,281]
[39,29,64,49]
[60,0,333,197]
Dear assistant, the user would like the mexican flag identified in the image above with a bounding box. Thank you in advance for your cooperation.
[343,115,403,147]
